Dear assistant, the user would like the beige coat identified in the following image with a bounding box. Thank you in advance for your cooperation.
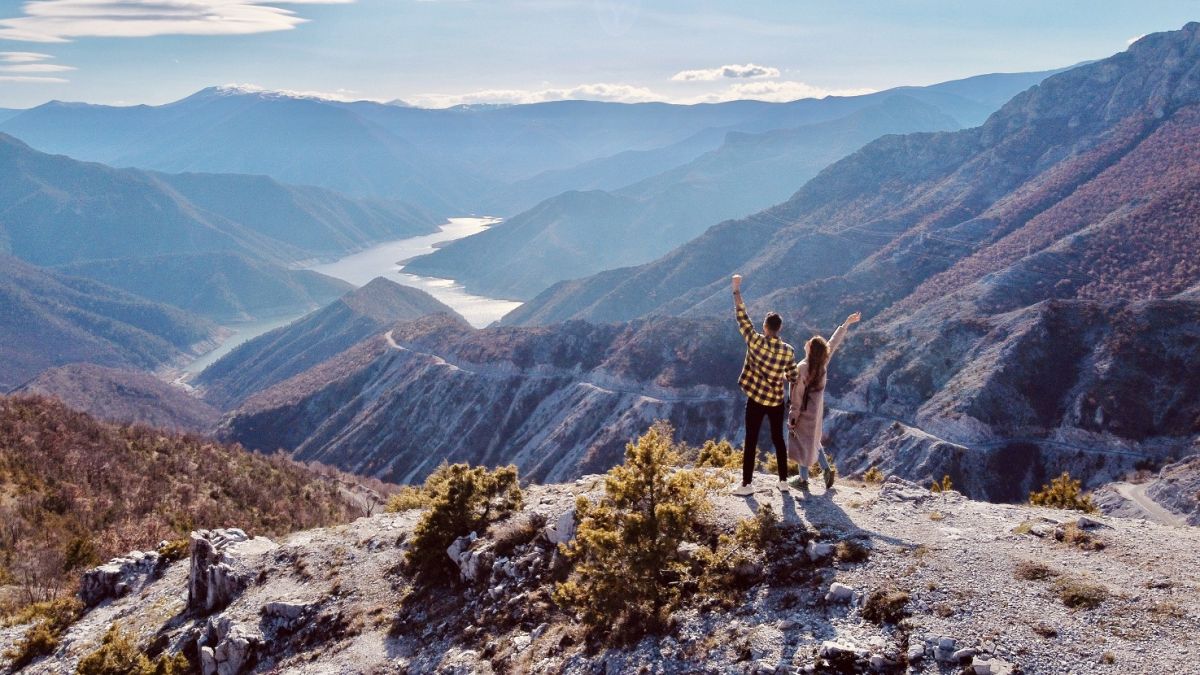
[787,322,848,466]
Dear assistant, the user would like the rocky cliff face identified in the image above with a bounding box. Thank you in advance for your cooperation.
[6,474,1199,674]
[218,315,745,484]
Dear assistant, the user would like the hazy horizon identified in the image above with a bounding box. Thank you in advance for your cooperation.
[0,1,1196,109]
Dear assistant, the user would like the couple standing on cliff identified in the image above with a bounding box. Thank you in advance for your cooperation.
[730,273,860,495]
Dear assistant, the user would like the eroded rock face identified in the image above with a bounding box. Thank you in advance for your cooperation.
[188,529,277,614]
[80,549,162,606]
[199,615,261,675]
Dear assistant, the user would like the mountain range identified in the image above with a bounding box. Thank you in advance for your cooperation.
[200,24,1200,501]
[403,94,966,299]
[0,133,437,321]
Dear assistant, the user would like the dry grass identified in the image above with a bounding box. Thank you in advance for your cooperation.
[861,587,911,624]
[1053,576,1109,609]
[491,512,548,558]
[1056,523,1106,551]
[1014,560,1058,581]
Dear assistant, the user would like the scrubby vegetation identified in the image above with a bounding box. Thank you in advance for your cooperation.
[1029,472,1097,512]
[2,597,83,671]
[1053,576,1109,609]
[555,423,715,638]
[862,466,885,483]
[406,463,522,582]
[75,624,190,675]
[0,395,361,614]
[861,587,911,624]
[693,504,782,608]
[693,439,741,470]
[1014,560,1058,581]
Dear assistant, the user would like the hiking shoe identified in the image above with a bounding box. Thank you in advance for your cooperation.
[825,469,835,490]
[732,483,755,496]
[788,477,809,491]
[777,480,790,491]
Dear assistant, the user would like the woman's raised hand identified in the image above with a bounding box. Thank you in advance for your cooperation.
[846,311,862,325]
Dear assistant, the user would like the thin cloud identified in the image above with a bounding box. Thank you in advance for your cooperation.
[409,82,662,108]
[688,80,877,103]
[0,0,354,43]
[1126,34,1145,46]
[0,51,54,62]
[214,83,375,102]
[0,50,72,82]
[671,63,780,81]
[0,75,68,83]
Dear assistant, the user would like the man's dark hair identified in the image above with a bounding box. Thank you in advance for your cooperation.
[764,312,782,332]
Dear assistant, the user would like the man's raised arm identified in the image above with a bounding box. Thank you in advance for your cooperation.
[732,274,758,345]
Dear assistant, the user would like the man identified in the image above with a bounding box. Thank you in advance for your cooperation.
[731,273,798,495]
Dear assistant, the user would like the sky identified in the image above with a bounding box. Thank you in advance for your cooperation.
[0,1,1197,109]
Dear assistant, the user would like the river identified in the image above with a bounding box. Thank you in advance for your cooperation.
[181,216,518,376]
[307,216,521,327]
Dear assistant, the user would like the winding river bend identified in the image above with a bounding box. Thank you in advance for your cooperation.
[183,217,518,375]
[307,216,521,327]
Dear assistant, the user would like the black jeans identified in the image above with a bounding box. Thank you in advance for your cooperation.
[743,398,788,485]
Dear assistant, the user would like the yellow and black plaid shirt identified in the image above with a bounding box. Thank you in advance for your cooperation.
[735,302,798,407]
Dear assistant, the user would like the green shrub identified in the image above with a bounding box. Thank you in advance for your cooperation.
[156,539,190,564]
[861,587,910,624]
[762,454,800,477]
[693,439,741,470]
[862,466,885,483]
[385,486,430,513]
[406,463,522,582]
[694,504,781,608]
[76,625,190,675]
[3,597,83,670]
[1030,472,1097,513]
[554,423,714,639]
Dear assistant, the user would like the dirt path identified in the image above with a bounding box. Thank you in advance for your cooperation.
[1112,481,1186,527]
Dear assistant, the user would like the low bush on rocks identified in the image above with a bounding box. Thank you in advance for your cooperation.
[861,587,911,624]
[1056,522,1105,550]
[1053,576,1109,609]
[76,625,190,675]
[2,597,83,671]
[406,463,522,583]
[490,512,548,559]
[555,423,716,640]
[694,504,782,608]
[835,540,871,564]
[1014,560,1058,581]
[1029,472,1097,513]
[862,466,885,483]
[385,486,430,513]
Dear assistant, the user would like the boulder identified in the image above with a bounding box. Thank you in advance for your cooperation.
[199,616,261,675]
[806,541,834,561]
[544,508,577,545]
[878,476,932,503]
[825,582,855,603]
[80,550,161,606]
[188,529,276,614]
[447,533,493,584]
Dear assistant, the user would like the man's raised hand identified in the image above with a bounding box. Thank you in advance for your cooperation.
[732,274,742,293]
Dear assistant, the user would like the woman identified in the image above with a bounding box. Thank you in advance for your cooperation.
[787,311,861,490]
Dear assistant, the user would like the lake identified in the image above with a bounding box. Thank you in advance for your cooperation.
[307,216,522,327]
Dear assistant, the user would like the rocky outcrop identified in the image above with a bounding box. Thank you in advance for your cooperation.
[198,615,261,675]
[188,529,277,614]
[1145,453,1200,525]
[80,548,162,606]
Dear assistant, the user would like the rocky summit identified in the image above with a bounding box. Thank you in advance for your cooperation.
[5,472,1197,674]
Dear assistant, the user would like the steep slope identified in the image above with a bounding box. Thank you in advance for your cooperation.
[0,256,216,390]
[197,278,465,409]
[218,315,745,484]
[0,395,365,612]
[16,363,220,432]
[9,474,1199,674]
[57,252,353,323]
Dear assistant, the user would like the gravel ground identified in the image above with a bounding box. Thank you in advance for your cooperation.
[3,471,1197,674]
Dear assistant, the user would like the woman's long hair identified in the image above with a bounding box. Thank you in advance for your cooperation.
[800,336,830,411]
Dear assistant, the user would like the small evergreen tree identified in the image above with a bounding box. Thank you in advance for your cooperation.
[554,423,714,638]
[1029,472,1097,513]
[406,463,522,582]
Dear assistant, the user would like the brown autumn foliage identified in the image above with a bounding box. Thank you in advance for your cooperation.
[0,395,359,611]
